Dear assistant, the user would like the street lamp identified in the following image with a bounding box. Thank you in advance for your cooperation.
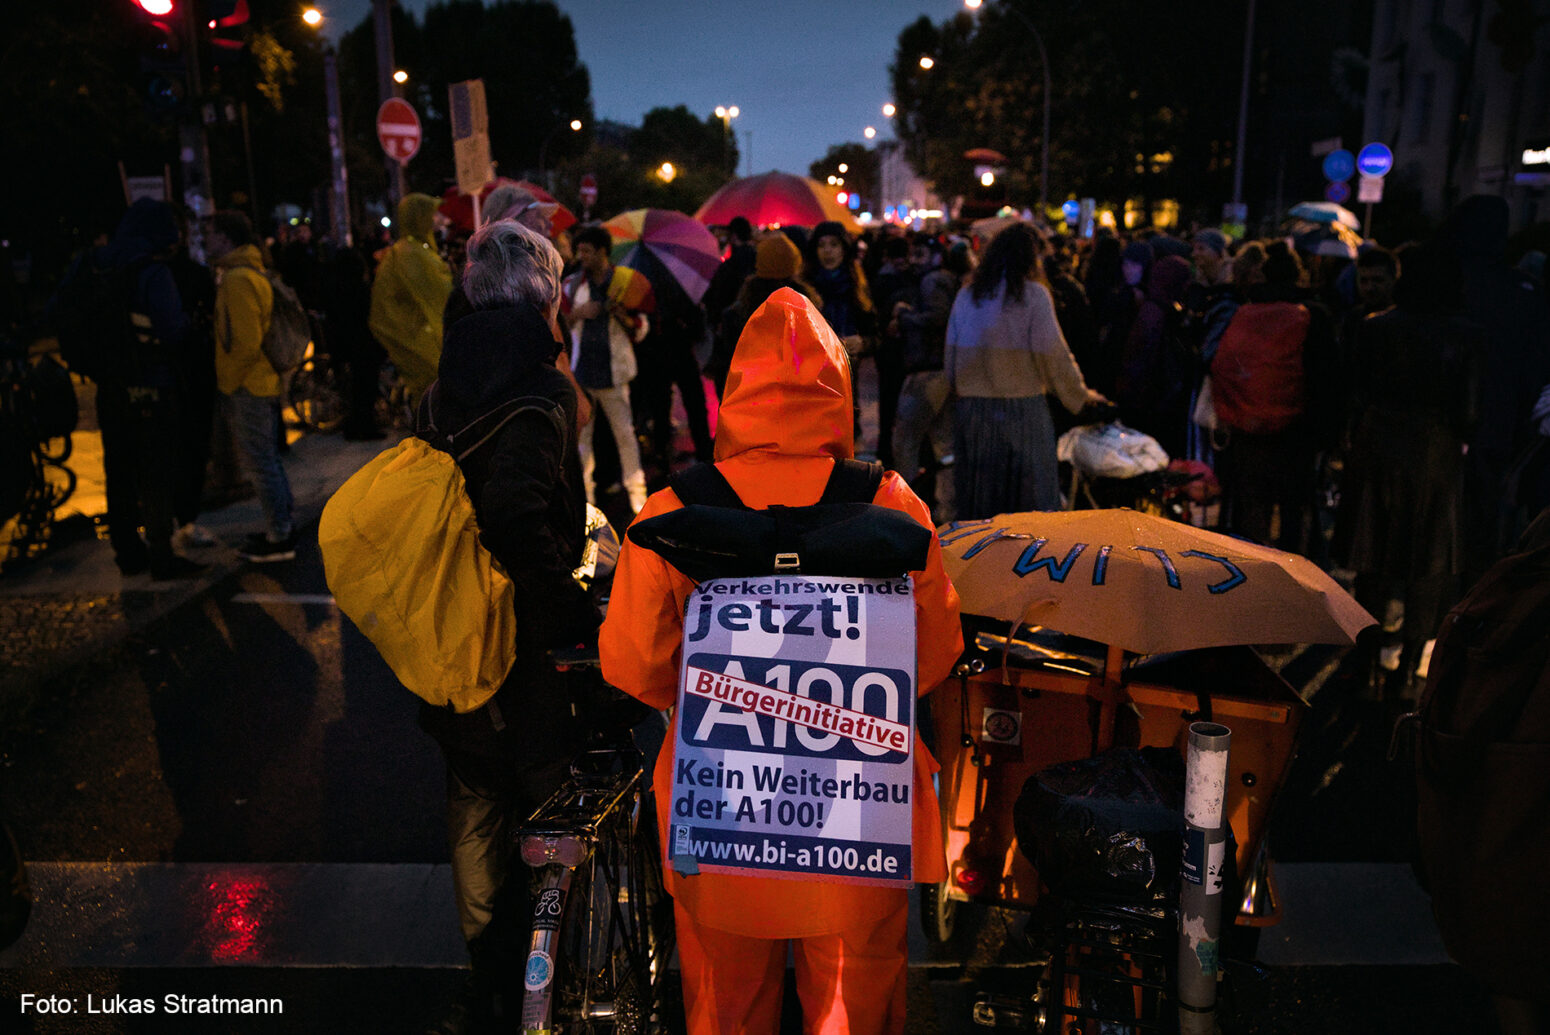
[864,126,877,140]
[714,105,740,176]
[882,102,896,118]
[658,162,677,183]
[393,69,409,84]
[965,0,1050,216]
[303,7,353,246]
[918,55,935,70]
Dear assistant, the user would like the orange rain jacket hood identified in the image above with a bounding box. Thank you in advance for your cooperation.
[600,287,963,939]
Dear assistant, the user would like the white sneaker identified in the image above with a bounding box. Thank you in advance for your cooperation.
[172,523,219,549]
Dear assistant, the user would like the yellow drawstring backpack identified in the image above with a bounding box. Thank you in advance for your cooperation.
[320,390,563,712]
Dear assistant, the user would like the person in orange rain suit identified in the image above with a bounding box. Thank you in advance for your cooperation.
[599,286,963,1034]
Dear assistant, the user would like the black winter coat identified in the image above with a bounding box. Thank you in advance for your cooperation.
[416,302,597,769]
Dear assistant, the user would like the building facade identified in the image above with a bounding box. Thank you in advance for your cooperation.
[1364,0,1550,229]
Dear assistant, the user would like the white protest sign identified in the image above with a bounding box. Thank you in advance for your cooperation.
[670,575,916,887]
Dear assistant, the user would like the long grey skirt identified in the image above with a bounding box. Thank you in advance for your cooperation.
[953,394,1060,519]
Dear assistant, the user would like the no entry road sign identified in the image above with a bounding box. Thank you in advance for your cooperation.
[377,98,422,164]
[1357,142,1393,178]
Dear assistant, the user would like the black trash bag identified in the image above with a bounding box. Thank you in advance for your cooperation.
[1014,747,1186,905]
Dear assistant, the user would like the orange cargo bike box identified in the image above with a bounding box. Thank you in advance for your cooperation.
[926,618,1303,926]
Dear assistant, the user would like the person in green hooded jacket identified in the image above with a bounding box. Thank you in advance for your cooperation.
[369,193,453,406]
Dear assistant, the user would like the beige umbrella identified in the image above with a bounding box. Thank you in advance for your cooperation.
[940,509,1375,656]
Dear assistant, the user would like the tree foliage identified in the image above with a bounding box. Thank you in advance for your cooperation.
[890,0,1247,222]
[549,107,739,219]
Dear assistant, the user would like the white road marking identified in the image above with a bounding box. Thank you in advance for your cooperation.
[231,593,337,606]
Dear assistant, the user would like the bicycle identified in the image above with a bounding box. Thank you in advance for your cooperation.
[283,312,348,434]
[1,337,78,570]
[515,647,676,1034]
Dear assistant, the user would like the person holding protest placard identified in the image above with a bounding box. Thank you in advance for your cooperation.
[600,287,962,1034]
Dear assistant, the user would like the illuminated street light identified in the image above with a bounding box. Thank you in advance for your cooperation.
[302,6,352,246]
[965,0,983,7]
[918,55,935,70]
[864,126,877,140]
[658,162,677,183]
[569,119,582,131]
[135,0,174,14]
[981,171,996,187]
[827,176,837,185]
[883,102,896,117]
[838,163,848,173]
[714,105,740,176]
[393,69,409,84]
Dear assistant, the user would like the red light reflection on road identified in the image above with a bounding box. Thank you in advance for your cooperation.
[200,873,275,962]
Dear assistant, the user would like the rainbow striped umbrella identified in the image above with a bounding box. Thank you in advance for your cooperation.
[694,171,862,234]
[601,208,723,304]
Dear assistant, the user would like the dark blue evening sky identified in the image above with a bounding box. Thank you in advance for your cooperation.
[323,0,970,176]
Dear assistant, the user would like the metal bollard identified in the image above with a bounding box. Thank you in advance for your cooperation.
[1178,721,1231,1035]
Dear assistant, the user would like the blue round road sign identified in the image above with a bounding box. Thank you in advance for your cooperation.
[1322,150,1355,183]
[1357,142,1393,178]
[1061,200,1081,223]
[1325,181,1351,204]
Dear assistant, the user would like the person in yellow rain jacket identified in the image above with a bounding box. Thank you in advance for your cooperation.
[600,287,963,1034]
[206,210,296,562]
[369,193,452,405]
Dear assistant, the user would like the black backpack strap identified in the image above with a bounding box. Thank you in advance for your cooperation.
[668,462,747,510]
[817,458,884,504]
[449,395,565,462]
[418,385,565,462]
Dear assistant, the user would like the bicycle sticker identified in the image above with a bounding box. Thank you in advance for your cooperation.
[532,887,564,933]
[524,950,553,992]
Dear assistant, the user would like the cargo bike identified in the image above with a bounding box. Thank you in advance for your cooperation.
[926,510,1375,1033]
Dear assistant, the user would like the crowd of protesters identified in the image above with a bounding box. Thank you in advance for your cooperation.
[35,190,1550,703]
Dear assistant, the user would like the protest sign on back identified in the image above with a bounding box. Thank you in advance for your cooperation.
[669,574,917,887]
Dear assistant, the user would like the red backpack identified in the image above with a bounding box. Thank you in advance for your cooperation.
[1209,301,1310,434]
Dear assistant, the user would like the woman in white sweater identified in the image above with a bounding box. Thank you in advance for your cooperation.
[946,223,1106,517]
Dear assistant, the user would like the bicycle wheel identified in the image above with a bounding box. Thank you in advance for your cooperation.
[558,825,657,1031]
[526,789,672,1033]
[287,359,347,433]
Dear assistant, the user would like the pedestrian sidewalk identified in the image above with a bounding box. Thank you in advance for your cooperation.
[0,427,396,727]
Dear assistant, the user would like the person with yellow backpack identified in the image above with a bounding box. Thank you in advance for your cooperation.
[324,220,597,1033]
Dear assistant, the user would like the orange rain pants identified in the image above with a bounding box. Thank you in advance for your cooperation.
[674,894,909,1035]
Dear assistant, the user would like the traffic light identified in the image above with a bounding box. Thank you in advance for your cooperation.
[130,1,186,117]
[207,0,250,67]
